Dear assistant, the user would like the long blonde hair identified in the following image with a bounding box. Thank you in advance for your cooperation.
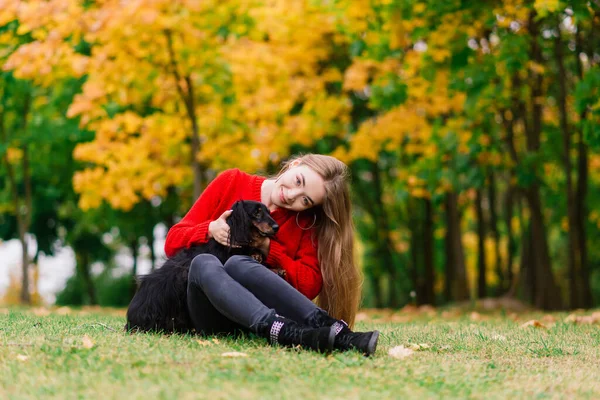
[278,154,362,328]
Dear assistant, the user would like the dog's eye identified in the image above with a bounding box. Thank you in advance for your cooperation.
[253,210,261,218]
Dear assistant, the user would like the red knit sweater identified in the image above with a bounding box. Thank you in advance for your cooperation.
[164,169,322,300]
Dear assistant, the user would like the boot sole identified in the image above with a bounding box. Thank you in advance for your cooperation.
[365,330,380,356]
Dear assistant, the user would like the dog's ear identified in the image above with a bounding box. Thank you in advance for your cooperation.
[228,201,252,246]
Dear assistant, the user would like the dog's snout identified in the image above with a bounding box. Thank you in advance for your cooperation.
[272,224,279,233]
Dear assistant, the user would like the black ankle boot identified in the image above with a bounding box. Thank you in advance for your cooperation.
[256,314,336,353]
[307,309,379,356]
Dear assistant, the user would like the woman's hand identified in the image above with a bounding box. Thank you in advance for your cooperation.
[208,210,235,246]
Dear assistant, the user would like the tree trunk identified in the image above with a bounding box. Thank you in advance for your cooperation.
[487,171,504,293]
[523,11,563,310]
[164,30,205,200]
[476,188,487,298]
[574,19,593,308]
[517,225,534,303]
[445,192,469,301]
[504,182,516,291]
[373,169,400,307]
[149,227,156,272]
[554,19,581,308]
[444,215,453,303]
[423,198,435,305]
[370,274,384,308]
[131,240,139,277]
[409,199,421,303]
[0,92,32,304]
[76,251,97,305]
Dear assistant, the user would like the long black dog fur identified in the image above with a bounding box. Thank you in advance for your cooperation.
[126,200,279,334]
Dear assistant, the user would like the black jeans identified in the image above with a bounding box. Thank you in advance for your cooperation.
[187,254,319,335]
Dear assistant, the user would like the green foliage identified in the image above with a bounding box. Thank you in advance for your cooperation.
[55,271,134,308]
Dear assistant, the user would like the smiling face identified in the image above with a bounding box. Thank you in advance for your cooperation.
[270,164,326,212]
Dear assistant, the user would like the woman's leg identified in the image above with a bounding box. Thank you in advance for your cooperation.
[187,254,274,333]
[187,254,336,353]
[223,255,320,323]
[222,255,379,356]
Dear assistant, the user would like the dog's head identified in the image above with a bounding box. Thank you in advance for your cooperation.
[227,200,279,247]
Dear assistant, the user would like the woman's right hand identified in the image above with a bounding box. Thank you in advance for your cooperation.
[208,210,234,246]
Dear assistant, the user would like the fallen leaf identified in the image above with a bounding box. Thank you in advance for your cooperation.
[388,345,414,359]
[81,335,94,349]
[408,343,431,351]
[400,305,418,313]
[441,310,460,319]
[418,305,436,315]
[470,312,482,321]
[31,307,50,317]
[55,306,72,315]
[211,338,220,344]
[355,312,369,322]
[196,339,212,346]
[221,352,248,358]
[16,354,28,361]
[541,314,556,323]
[521,320,547,329]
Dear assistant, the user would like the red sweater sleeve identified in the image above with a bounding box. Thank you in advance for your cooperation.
[266,232,322,300]
[164,169,239,257]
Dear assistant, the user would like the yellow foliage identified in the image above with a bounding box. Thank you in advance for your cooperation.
[1,265,42,306]
[533,0,561,15]
[6,147,23,164]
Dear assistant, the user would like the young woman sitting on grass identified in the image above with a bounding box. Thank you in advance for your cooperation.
[164,154,379,355]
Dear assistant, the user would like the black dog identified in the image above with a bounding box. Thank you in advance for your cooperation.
[126,200,279,334]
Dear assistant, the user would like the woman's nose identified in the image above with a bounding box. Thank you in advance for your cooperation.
[287,188,301,199]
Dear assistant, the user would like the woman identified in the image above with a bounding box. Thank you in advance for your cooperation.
[165,154,379,355]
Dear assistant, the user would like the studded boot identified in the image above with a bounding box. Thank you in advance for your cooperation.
[306,308,379,356]
[256,313,336,353]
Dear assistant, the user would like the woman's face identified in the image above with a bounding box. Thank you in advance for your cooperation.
[271,164,326,212]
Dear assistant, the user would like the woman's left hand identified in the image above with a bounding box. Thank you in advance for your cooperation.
[251,236,270,255]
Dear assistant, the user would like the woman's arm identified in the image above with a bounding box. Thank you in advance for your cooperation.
[164,169,239,257]
[265,233,322,300]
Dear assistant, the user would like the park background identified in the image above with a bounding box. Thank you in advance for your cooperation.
[1,0,600,313]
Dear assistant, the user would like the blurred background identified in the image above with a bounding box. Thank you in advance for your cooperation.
[1,0,599,310]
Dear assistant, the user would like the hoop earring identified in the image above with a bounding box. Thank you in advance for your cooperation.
[296,212,317,230]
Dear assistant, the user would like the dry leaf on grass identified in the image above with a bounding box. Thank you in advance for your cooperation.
[408,343,431,351]
[565,312,600,325]
[16,354,29,361]
[541,314,557,323]
[81,335,94,349]
[196,339,212,346]
[355,312,369,322]
[31,307,50,317]
[520,320,547,329]
[221,352,248,358]
[55,306,72,315]
[388,346,415,359]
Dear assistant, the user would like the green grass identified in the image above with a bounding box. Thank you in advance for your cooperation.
[2,308,600,399]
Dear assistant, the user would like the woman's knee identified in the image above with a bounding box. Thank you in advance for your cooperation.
[223,255,259,279]
[188,253,223,285]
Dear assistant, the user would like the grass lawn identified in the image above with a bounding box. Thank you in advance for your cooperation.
[1,306,600,399]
